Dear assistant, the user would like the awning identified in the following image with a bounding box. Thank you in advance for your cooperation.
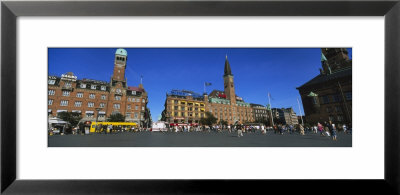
[85,111,94,114]
[72,110,81,113]
[57,110,67,113]
[99,111,106,114]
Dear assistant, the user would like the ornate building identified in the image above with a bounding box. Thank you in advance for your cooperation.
[48,48,151,127]
[297,48,352,125]
[162,55,254,126]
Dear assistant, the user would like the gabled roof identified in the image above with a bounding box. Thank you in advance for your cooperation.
[128,86,145,92]
[297,67,352,90]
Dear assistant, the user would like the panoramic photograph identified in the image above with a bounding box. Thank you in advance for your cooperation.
[48,48,352,147]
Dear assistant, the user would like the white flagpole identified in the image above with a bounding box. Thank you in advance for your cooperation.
[268,92,274,126]
[297,97,304,126]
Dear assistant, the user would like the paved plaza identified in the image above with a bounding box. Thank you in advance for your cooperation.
[48,130,352,147]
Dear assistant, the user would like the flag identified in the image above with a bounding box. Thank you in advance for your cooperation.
[205,82,212,86]
[268,92,274,100]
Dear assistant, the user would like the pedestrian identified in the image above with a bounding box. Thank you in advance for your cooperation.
[343,124,347,134]
[261,125,266,135]
[329,121,338,141]
[237,124,243,137]
[299,124,305,135]
[317,122,324,136]
[278,124,283,135]
[324,122,330,137]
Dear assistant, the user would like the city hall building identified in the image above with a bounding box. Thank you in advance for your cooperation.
[297,48,352,125]
[161,56,254,126]
[48,49,151,127]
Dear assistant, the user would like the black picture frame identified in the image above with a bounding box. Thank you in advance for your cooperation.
[1,0,399,194]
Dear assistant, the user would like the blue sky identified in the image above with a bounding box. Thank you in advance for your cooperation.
[49,48,352,122]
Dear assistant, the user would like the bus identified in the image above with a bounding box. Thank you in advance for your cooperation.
[89,122,138,133]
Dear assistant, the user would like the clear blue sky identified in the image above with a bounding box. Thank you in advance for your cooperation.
[49,48,352,122]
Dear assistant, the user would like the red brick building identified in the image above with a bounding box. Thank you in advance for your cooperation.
[48,49,151,127]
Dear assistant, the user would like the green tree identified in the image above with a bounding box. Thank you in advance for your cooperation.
[107,113,125,122]
[58,112,82,127]
[199,111,218,126]
[219,119,228,126]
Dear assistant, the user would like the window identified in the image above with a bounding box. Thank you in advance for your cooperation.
[48,90,55,96]
[142,106,145,111]
[174,112,178,116]
[326,107,332,113]
[174,106,178,110]
[60,100,68,106]
[135,106,138,110]
[131,98,135,102]
[76,92,83,98]
[91,85,97,90]
[174,100,178,104]
[126,113,131,118]
[48,99,53,105]
[115,95,121,100]
[74,101,82,107]
[113,104,120,109]
[88,102,94,107]
[64,82,72,87]
[127,105,131,109]
[335,106,342,113]
[345,92,352,100]
[100,103,105,108]
[101,95,106,100]
[134,113,138,119]
[62,91,70,96]
[116,88,121,93]
[321,96,330,104]
[132,91,136,95]
[332,94,342,102]
[337,115,344,121]
[80,83,86,88]
[142,99,145,103]
[101,86,106,91]
[89,93,95,99]
[136,98,140,102]
[48,80,56,85]
[86,113,94,118]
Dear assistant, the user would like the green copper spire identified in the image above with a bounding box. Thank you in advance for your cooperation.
[321,52,327,62]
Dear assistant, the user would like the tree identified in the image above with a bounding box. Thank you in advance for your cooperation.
[219,119,228,126]
[199,111,218,126]
[58,112,82,127]
[107,113,125,122]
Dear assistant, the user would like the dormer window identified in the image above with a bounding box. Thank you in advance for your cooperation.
[48,80,56,85]
[80,83,86,88]
[64,82,72,87]
[132,91,136,95]
[101,86,106,91]
[91,85,97,90]
[116,89,121,93]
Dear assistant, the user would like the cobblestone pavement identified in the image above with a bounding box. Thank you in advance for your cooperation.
[48,130,352,147]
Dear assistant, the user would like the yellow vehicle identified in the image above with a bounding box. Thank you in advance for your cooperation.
[90,122,138,133]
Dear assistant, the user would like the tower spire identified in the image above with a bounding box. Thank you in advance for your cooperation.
[224,55,232,76]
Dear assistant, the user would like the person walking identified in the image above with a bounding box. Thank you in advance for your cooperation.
[237,124,244,137]
[317,122,324,136]
[299,124,305,135]
[329,121,338,141]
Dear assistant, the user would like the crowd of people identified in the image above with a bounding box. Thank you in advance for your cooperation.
[50,120,351,141]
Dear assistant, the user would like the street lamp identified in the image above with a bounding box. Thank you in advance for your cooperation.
[95,107,101,133]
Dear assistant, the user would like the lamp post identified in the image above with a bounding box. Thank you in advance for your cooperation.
[95,107,101,133]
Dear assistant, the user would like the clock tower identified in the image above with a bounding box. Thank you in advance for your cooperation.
[112,48,127,82]
[223,55,236,105]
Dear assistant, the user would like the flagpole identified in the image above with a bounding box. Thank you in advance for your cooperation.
[297,97,304,126]
[268,92,274,126]
[203,82,205,94]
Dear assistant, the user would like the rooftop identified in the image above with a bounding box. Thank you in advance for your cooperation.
[297,66,352,90]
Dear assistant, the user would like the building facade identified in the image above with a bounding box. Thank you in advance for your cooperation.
[162,55,254,126]
[271,108,298,125]
[297,48,352,125]
[48,48,151,127]
[250,103,270,123]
